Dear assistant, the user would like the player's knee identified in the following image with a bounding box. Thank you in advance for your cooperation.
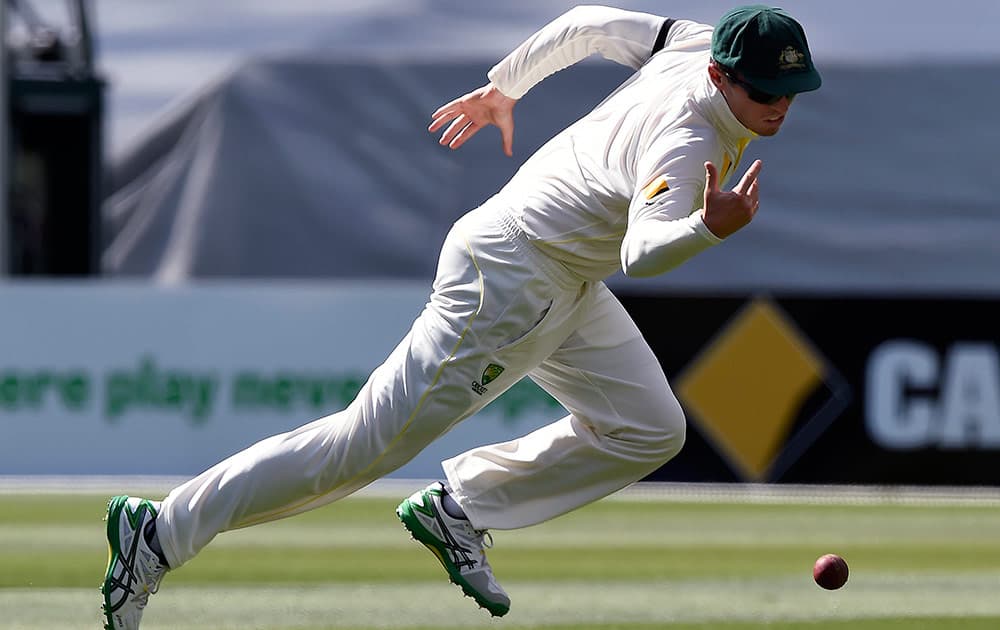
[608,405,685,464]
[648,397,687,462]
[661,419,687,461]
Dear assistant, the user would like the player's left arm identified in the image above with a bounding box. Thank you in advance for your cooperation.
[620,143,761,278]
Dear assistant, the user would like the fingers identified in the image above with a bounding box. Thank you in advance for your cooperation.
[439,115,472,148]
[704,161,719,193]
[430,96,463,124]
[747,177,760,214]
[438,112,486,150]
[747,176,759,203]
[499,120,514,158]
[448,121,481,150]
[427,84,516,155]
[732,159,762,195]
[428,111,455,133]
[428,96,465,132]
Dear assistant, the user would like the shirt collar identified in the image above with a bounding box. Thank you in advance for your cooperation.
[692,72,756,147]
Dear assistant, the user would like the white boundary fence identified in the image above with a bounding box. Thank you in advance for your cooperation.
[4,476,1000,508]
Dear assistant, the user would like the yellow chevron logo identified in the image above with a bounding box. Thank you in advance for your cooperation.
[642,176,670,200]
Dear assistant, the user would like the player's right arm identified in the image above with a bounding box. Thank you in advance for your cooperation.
[429,5,679,155]
[428,84,518,156]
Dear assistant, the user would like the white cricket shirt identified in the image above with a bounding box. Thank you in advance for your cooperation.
[486,6,756,281]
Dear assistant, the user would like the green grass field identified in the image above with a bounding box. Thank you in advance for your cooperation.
[3,485,1000,629]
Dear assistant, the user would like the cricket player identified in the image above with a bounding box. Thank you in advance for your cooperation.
[101,5,821,628]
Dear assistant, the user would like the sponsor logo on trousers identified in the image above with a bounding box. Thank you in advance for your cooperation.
[472,363,505,396]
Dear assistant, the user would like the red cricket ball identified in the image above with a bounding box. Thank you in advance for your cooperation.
[813,553,849,590]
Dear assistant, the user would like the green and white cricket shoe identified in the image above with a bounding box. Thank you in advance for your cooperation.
[101,496,168,630]
[396,482,510,617]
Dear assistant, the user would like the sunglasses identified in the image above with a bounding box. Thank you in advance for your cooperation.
[722,68,795,105]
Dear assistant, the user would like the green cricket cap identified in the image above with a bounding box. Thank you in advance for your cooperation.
[711,5,822,96]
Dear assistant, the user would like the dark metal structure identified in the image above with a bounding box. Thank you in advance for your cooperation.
[4,0,104,275]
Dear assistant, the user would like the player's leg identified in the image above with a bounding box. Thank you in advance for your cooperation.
[151,209,571,568]
[442,281,685,530]
[399,281,678,617]
[102,208,557,628]
[104,283,495,629]
[394,208,599,618]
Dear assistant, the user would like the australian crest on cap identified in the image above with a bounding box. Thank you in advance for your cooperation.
[778,46,806,71]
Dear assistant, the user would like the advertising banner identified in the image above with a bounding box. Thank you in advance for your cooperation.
[624,293,1000,485]
[6,283,998,486]
[0,282,562,478]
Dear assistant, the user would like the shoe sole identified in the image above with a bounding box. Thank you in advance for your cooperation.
[101,495,129,630]
[396,500,509,617]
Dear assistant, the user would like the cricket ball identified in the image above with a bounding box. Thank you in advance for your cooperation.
[813,553,849,590]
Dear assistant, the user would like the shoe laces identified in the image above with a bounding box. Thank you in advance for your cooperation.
[133,551,167,607]
[458,508,493,550]
[458,520,494,550]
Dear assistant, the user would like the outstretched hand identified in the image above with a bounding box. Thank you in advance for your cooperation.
[701,159,762,239]
[428,83,518,157]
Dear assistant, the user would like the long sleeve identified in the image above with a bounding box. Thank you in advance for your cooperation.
[620,213,722,277]
[487,5,668,99]
[620,130,724,278]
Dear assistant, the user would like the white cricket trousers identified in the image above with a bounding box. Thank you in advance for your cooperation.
[157,204,686,570]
